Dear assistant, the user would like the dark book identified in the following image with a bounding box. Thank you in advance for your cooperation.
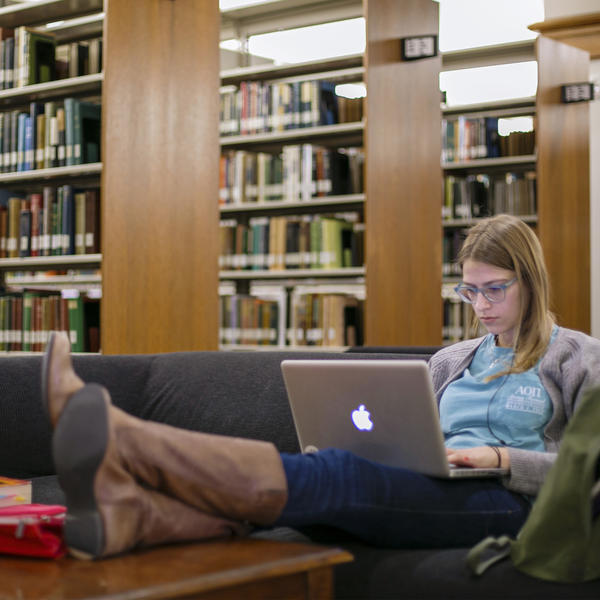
[4,36,14,89]
[29,102,43,168]
[29,193,41,256]
[61,184,74,255]
[18,199,30,257]
[26,30,56,85]
[318,80,339,126]
[41,185,54,256]
[78,101,101,163]
[68,41,89,78]
[84,188,100,253]
[2,109,10,172]
[0,203,6,258]
[10,110,19,172]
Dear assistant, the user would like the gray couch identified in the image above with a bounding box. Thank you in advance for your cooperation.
[1,349,599,599]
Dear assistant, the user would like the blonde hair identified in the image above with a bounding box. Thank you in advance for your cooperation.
[457,214,555,377]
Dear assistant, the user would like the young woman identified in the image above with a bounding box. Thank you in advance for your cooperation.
[44,214,600,559]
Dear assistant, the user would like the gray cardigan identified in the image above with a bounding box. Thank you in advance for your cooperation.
[429,327,600,496]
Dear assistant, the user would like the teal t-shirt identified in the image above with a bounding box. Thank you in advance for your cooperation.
[440,328,557,450]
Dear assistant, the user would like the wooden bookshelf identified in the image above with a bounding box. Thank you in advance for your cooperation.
[0,0,102,28]
[440,36,591,338]
[0,0,591,354]
[529,12,600,58]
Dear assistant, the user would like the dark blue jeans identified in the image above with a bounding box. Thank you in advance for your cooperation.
[274,448,531,548]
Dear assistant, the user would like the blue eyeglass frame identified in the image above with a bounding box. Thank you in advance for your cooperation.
[454,277,517,304]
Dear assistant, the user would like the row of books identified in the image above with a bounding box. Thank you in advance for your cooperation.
[442,171,537,221]
[0,186,100,259]
[442,295,471,343]
[0,98,101,173]
[0,26,102,90]
[56,38,103,80]
[220,294,279,346]
[220,78,363,136]
[220,213,364,271]
[442,116,535,163]
[289,292,363,347]
[0,290,97,352]
[220,145,364,205]
[442,229,467,277]
[219,291,364,348]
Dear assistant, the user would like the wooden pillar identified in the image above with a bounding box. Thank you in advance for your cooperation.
[365,0,442,345]
[536,36,590,332]
[101,0,220,353]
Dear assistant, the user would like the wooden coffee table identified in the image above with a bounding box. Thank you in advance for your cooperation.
[0,538,353,599]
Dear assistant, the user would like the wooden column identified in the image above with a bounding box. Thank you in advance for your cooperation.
[101,0,220,353]
[365,0,442,346]
[536,36,590,333]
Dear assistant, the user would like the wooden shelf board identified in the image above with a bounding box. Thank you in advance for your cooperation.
[0,0,103,28]
[221,54,363,84]
[220,194,365,215]
[220,267,365,280]
[220,344,349,352]
[0,73,102,106]
[529,13,600,58]
[443,215,538,228]
[441,40,536,71]
[220,121,364,148]
[443,98,535,117]
[0,162,101,183]
[0,253,102,271]
[442,155,536,170]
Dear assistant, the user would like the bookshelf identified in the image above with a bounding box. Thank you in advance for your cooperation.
[217,41,366,349]
[439,36,591,341]
[1,0,589,354]
[106,2,590,351]
[0,0,103,353]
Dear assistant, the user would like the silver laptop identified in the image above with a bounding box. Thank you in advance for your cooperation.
[281,359,508,479]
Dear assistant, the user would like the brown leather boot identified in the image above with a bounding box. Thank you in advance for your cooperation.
[45,332,288,535]
[42,330,85,426]
[114,413,288,527]
[54,384,250,559]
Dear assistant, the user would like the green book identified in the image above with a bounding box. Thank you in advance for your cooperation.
[21,291,34,351]
[67,293,84,352]
[309,216,322,269]
[63,97,75,166]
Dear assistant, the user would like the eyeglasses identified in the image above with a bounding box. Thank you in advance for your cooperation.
[454,278,517,304]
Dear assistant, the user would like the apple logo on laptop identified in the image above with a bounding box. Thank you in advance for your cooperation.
[352,404,373,431]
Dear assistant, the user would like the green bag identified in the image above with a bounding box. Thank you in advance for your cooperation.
[467,386,600,583]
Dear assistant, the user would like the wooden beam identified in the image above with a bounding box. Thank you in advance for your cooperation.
[101,0,220,353]
[364,0,442,346]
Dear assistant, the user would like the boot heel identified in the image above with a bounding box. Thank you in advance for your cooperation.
[64,512,104,559]
[53,384,109,558]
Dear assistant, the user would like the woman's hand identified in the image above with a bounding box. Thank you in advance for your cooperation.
[446,446,510,470]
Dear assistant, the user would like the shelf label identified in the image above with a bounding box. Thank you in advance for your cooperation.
[561,83,596,103]
[401,35,438,61]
